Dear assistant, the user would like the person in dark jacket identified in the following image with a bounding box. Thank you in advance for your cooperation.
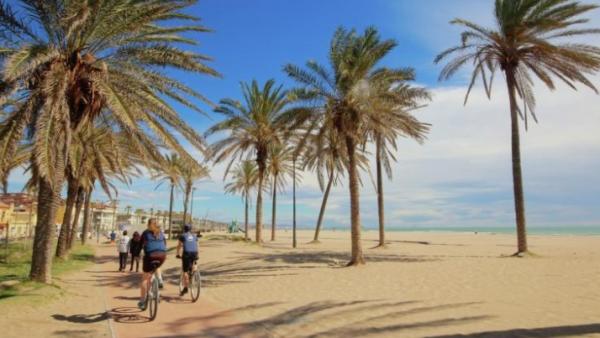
[129,231,143,272]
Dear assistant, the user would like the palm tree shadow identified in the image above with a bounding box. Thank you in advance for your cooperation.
[146,299,490,338]
[232,250,437,265]
[427,323,600,338]
[52,312,109,324]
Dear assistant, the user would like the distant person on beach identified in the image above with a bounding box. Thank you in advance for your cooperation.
[110,231,116,243]
[117,230,130,272]
[138,218,167,310]
[176,224,199,296]
[129,231,142,272]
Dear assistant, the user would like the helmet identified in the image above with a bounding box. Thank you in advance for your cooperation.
[183,224,191,232]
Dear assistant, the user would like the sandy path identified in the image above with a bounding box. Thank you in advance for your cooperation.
[0,246,112,338]
[95,243,259,338]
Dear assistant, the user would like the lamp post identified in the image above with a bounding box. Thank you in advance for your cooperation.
[292,157,297,249]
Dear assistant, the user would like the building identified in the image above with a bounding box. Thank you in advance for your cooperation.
[117,209,169,231]
[0,201,13,238]
[0,193,37,238]
[91,202,117,233]
[66,200,118,238]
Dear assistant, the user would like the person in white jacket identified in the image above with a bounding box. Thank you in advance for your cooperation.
[118,230,131,272]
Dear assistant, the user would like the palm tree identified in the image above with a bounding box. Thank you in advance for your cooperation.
[153,153,183,240]
[180,159,209,224]
[206,80,298,243]
[0,1,218,282]
[435,0,600,254]
[302,130,346,243]
[67,186,84,249]
[81,183,94,245]
[365,72,431,248]
[224,161,258,241]
[57,122,137,257]
[266,145,294,241]
[285,27,422,265]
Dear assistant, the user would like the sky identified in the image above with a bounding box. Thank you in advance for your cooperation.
[7,0,600,229]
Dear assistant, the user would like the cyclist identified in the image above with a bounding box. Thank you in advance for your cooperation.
[176,224,198,296]
[138,218,167,310]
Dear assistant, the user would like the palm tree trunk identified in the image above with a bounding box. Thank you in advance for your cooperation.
[244,194,249,241]
[292,157,297,249]
[1,176,7,194]
[375,136,385,248]
[271,174,278,241]
[30,176,64,283]
[30,135,67,283]
[506,69,528,254]
[183,184,191,224]
[68,186,84,249]
[56,177,78,258]
[168,183,174,240]
[313,170,334,242]
[345,136,364,266]
[256,163,265,243]
[81,187,93,245]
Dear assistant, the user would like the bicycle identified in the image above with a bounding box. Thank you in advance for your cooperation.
[142,260,162,320]
[177,255,201,302]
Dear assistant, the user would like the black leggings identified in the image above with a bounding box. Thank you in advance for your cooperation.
[118,252,128,271]
[130,254,140,271]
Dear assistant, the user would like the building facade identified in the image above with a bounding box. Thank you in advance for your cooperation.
[0,193,37,239]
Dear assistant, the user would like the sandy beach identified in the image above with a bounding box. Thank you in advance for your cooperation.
[193,229,600,338]
[2,229,600,337]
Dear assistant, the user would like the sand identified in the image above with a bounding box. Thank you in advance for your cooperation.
[2,229,599,338]
[195,229,600,338]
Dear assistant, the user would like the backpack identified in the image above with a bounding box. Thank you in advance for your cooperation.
[144,231,166,254]
[182,232,198,253]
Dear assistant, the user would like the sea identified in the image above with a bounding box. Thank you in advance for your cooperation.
[305,225,600,236]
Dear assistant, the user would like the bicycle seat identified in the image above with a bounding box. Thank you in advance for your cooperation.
[150,260,162,268]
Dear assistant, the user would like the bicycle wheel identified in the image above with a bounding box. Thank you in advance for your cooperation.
[148,277,159,321]
[190,270,201,302]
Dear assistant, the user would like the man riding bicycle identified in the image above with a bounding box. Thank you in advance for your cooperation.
[138,218,167,310]
[176,224,199,296]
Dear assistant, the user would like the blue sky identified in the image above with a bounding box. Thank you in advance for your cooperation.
[7,0,600,229]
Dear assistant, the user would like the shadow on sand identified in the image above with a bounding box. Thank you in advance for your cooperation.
[109,306,151,324]
[52,312,109,324]
[427,323,600,338]
[143,299,490,338]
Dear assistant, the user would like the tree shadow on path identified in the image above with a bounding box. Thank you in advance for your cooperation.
[427,323,600,338]
[146,299,489,338]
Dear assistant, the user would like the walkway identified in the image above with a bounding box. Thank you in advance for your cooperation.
[93,243,257,338]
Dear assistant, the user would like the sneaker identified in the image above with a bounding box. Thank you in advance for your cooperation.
[158,281,164,289]
[137,300,146,310]
[180,287,188,296]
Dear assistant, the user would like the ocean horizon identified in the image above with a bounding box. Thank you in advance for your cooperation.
[284,225,600,236]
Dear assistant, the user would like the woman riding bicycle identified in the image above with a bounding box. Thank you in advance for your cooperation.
[138,218,167,310]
